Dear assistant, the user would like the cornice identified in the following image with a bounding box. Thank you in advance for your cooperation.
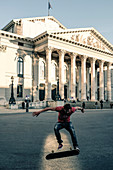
[50,28,113,51]
[33,31,49,42]
[2,20,14,30]
[0,30,33,43]
[0,29,113,57]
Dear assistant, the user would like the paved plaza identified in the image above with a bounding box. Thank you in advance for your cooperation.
[0,107,113,170]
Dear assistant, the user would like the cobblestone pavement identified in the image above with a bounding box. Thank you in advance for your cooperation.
[0,108,113,170]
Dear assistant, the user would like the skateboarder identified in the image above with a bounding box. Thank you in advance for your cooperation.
[32,103,84,151]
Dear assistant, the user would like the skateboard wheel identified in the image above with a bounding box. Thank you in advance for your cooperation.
[70,147,72,151]
[52,150,54,153]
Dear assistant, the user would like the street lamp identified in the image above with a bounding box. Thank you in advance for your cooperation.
[9,76,16,104]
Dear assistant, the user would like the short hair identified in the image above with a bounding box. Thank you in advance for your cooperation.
[64,104,72,110]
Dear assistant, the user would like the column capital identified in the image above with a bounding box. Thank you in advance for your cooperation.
[45,46,53,55]
[32,52,40,59]
[70,52,78,57]
[57,49,66,56]
[98,60,105,65]
[106,62,112,67]
[90,57,96,62]
[81,55,87,61]
[16,52,27,59]
[33,57,39,64]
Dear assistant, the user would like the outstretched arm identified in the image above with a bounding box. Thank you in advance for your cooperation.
[75,106,84,113]
[32,107,56,117]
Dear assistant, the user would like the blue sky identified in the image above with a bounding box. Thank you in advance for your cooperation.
[0,0,113,44]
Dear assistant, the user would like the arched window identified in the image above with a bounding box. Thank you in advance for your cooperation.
[51,62,57,81]
[40,61,45,79]
[64,65,67,83]
[17,57,23,77]
[17,85,23,97]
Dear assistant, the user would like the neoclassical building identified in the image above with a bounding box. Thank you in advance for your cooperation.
[0,16,113,103]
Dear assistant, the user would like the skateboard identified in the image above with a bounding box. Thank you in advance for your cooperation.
[46,148,80,160]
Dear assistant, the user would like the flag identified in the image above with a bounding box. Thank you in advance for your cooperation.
[48,2,52,9]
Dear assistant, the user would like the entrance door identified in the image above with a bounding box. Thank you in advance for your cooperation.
[97,88,99,101]
[64,85,67,99]
[52,88,56,100]
[39,89,45,101]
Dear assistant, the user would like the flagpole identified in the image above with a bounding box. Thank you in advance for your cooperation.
[48,0,50,16]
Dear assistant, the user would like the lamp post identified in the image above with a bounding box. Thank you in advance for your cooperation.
[9,76,16,104]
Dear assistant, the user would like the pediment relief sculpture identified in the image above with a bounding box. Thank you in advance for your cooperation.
[71,34,107,52]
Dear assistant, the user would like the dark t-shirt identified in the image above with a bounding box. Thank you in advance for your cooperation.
[55,106,76,122]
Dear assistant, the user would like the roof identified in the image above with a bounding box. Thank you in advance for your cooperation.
[2,16,66,31]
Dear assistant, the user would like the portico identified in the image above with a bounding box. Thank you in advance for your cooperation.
[34,44,113,102]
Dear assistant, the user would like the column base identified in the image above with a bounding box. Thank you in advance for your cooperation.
[91,99,96,102]
[81,99,87,101]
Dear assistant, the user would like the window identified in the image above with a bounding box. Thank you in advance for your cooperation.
[64,65,67,83]
[40,61,45,79]
[17,85,23,97]
[51,62,57,81]
[97,72,99,86]
[17,57,23,77]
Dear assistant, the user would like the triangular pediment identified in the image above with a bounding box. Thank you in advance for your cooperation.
[51,28,113,53]
[2,16,66,38]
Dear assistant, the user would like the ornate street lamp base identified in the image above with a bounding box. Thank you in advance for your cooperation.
[9,97,16,104]
[55,94,61,101]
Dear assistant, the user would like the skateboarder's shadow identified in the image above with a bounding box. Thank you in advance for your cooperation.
[44,132,71,153]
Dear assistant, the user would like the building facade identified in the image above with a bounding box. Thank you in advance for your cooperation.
[0,16,113,103]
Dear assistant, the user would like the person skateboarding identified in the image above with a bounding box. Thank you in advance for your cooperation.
[32,103,84,152]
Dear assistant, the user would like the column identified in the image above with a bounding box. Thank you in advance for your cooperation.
[81,56,87,101]
[45,47,52,100]
[95,69,97,100]
[99,60,104,100]
[91,58,96,101]
[71,53,77,99]
[77,65,80,100]
[107,62,111,101]
[59,50,65,99]
[33,58,39,101]
[86,67,90,100]
[67,64,71,99]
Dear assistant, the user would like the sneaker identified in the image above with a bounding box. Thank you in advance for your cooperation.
[58,144,63,150]
[74,146,80,152]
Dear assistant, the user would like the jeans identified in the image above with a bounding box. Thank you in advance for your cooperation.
[54,122,78,148]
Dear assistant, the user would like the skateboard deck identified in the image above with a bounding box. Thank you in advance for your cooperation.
[46,149,80,160]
